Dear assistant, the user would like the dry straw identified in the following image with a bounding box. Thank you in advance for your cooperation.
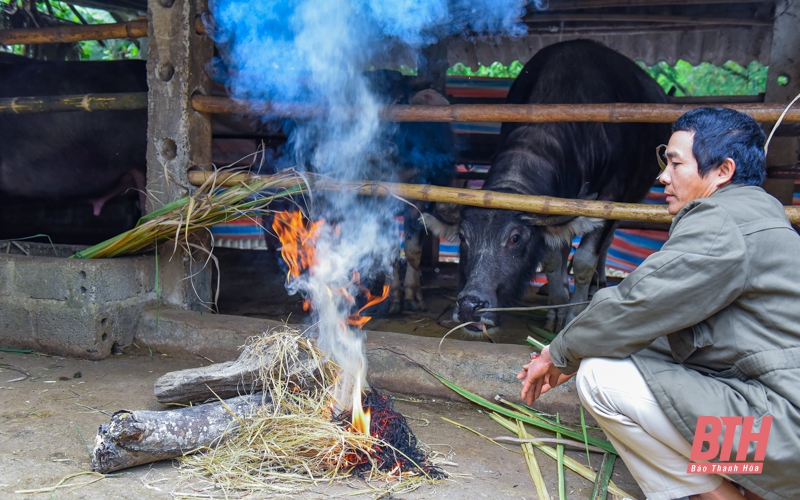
[70,167,310,260]
[176,327,442,498]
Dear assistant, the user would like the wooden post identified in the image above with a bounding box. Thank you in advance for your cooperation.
[147,0,213,310]
[762,0,800,206]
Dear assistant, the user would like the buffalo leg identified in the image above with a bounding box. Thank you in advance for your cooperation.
[590,222,617,297]
[389,258,404,314]
[543,243,571,332]
[562,221,617,327]
[403,224,427,312]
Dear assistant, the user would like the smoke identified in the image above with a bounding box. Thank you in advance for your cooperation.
[209,0,533,407]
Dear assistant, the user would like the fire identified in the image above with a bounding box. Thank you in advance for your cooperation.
[272,211,391,436]
[272,211,324,283]
[351,370,371,436]
[347,271,390,329]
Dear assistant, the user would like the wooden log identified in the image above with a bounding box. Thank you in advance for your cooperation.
[0,93,147,114]
[186,170,800,224]
[190,95,800,123]
[154,344,319,405]
[0,17,205,45]
[153,348,262,404]
[91,393,265,474]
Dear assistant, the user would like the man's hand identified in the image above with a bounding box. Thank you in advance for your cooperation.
[516,346,574,406]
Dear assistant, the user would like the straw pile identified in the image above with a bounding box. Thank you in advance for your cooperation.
[176,327,442,498]
[71,168,309,260]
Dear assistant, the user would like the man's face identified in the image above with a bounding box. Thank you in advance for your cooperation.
[659,131,722,215]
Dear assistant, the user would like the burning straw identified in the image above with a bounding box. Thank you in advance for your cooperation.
[177,327,443,497]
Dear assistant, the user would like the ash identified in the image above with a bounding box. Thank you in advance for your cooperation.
[335,390,444,478]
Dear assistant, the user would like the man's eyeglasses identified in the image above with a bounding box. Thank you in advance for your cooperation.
[656,144,668,171]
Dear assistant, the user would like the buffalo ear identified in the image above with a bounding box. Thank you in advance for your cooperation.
[521,214,576,226]
[409,88,450,107]
[419,202,463,242]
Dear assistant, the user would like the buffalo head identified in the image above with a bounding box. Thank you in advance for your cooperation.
[422,203,573,339]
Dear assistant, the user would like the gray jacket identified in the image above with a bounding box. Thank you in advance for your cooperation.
[549,183,800,499]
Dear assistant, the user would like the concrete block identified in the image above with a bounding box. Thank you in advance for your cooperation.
[0,244,158,360]
[0,258,12,296]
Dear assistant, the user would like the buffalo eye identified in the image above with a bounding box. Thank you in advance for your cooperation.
[508,233,521,245]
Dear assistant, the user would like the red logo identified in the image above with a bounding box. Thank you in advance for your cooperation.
[687,416,771,474]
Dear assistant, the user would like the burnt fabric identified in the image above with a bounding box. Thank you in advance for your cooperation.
[548,183,800,500]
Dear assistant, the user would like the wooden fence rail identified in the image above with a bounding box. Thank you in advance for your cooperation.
[186,171,800,224]
[0,19,148,45]
[3,91,797,124]
[0,18,206,45]
[0,93,147,114]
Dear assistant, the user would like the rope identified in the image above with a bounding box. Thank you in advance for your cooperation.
[477,301,591,313]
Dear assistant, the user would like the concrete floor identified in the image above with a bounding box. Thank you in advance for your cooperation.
[0,349,643,499]
[0,248,644,499]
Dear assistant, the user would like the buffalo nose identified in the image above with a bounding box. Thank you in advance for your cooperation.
[457,295,488,320]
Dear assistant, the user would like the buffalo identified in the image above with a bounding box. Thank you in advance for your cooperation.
[423,39,669,338]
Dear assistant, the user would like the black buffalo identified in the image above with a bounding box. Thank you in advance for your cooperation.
[0,56,148,216]
[424,40,669,338]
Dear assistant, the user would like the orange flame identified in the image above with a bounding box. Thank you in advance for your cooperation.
[351,369,371,436]
[272,211,324,283]
[347,271,390,329]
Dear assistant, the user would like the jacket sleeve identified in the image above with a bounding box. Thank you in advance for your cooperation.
[548,201,748,375]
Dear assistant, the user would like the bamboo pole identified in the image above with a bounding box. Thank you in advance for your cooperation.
[0,92,147,114]
[186,170,800,224]
[2,91,795,122]
[190,96,800,123]
[0,19,147,45]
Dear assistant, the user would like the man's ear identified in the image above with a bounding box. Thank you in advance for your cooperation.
[715,158,736,187]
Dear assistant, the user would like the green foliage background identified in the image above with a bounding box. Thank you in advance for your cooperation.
[446,59,767,97]
[1,0,141,60]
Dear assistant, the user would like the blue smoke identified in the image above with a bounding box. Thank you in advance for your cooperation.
[207,0,533,383]
[209,0,530,104]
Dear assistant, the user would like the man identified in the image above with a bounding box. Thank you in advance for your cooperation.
[517,107,800,500]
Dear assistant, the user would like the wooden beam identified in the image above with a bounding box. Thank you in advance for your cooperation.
[543,0,773,11]
[0,17,205,45]
[0,19,147,45]
[523,14,771,27]
[190,96,800,123]
[0,93,146,114]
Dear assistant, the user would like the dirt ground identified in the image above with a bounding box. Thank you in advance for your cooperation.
[0,248,643,499]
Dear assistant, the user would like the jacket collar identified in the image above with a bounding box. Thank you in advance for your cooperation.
[669,183,745,234]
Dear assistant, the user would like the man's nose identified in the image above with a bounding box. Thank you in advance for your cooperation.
[657,168,670,185]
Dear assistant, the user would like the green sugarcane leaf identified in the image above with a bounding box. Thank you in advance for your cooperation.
[581,403,592,467]
[590,453,616,500]
[430,372,616,454]
[556,413,566,500]
[526,336,548,351]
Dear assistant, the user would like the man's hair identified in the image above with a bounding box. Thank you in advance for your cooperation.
[672,107,766,186]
